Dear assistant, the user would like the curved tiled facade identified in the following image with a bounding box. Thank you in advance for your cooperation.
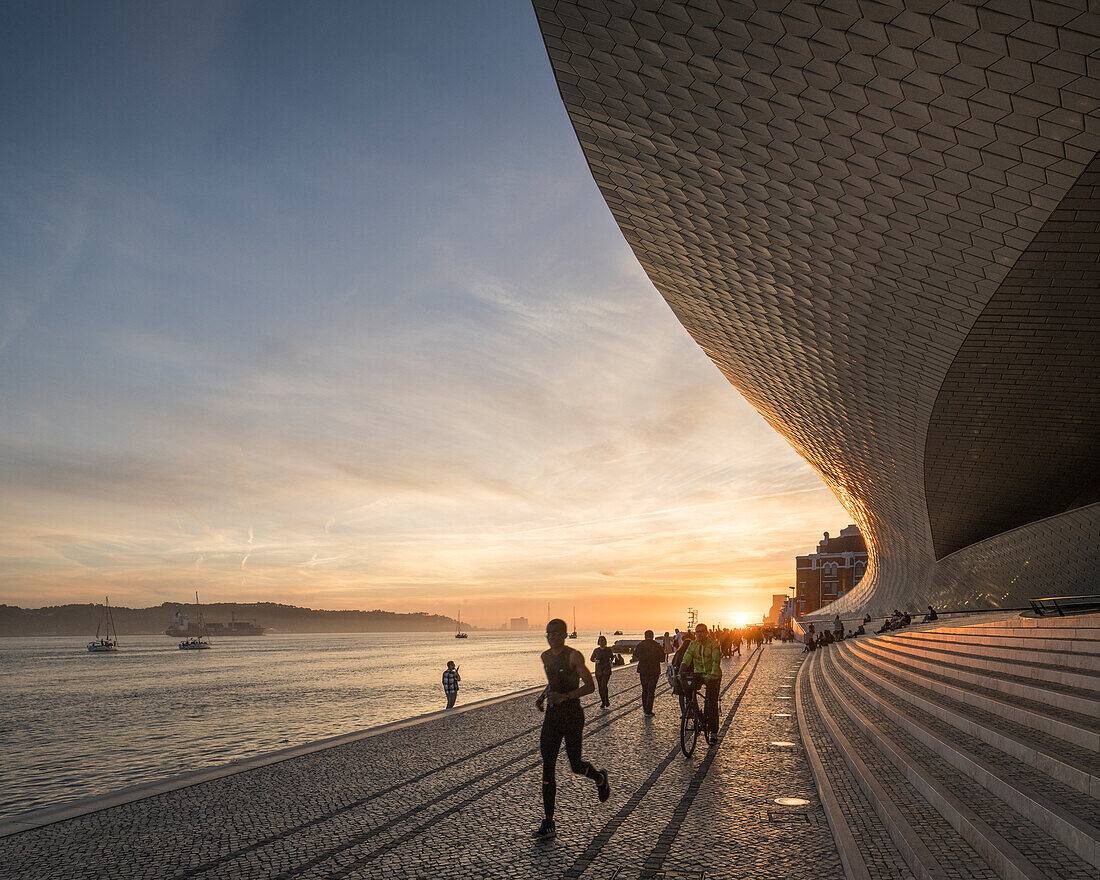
[533,1,1100,617]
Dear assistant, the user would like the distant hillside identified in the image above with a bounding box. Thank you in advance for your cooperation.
[0,602,465,636]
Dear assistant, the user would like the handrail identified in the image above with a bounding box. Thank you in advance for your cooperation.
[1029,594,1100,617]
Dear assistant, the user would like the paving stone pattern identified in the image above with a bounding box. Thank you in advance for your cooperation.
[0,644,845,879]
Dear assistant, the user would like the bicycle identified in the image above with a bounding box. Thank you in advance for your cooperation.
[679,674,719,756]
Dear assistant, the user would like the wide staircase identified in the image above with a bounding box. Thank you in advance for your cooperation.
[796,613,1100,880]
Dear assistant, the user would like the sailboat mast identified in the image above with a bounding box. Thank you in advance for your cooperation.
[106,595,117,643]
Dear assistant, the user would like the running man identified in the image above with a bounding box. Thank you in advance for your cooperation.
[533,618,611,840]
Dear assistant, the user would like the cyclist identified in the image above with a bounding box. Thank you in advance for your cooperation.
[677,622,722,744]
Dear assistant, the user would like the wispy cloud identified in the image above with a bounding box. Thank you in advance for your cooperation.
[0,2,851,626]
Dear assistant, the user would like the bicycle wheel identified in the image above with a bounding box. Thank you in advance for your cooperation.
[680,705,699,756]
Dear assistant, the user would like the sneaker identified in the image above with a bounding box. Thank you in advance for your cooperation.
[532,818,556,840]
[596,769,611,803]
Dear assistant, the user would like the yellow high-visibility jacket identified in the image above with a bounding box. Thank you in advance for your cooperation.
[680,636,721,679]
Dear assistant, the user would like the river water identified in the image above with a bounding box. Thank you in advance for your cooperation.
[0,629,642,821]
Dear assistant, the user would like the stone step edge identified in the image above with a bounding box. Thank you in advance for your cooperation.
[899,626,1100,647]
[827,649,1100,870]
[880,637,1100,693]
[960,618,1100,636]
[795,658,874,880]
[935,624,1100,638]
[807,652,958,880]
[847,638,1100,759]
[890,633,1100,676]
[891,633,1100,673]
[853,639,1099,744]
[868,638,1100,718]
[818,653,1052,880]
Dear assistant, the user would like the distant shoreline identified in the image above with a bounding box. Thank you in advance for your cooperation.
[0,601,479,637]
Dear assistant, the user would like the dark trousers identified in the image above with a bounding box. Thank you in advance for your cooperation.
[640,674,659,714]
[540,701,599,817]
[595,672,611,707]
[445,691,457,709]
[703,678,720,734]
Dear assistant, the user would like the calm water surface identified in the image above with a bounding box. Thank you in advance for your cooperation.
[0,629,641,821]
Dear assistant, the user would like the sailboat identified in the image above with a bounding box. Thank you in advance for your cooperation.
[179,591,212,650]
[455,609,468,639]
[87,596,119,652]
[568,606,578,639]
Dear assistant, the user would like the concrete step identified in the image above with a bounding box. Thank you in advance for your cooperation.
[815,648,1099,880]
[850,637,1100,753]
[804,652,1003,880]
[862,633,1100,718]
[795,658,917,880]
[883,634,1100,694]
[831,644,1100,866]
[892,630,1100,674]
[961,615,1100,638]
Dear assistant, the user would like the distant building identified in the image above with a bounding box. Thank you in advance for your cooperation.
[795,525,869,617]
[509,616,529,631]
[763,594,787,626]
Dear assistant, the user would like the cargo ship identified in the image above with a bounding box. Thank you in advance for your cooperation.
[166,610,265,637]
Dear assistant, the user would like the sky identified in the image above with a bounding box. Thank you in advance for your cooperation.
[0,1,849,630]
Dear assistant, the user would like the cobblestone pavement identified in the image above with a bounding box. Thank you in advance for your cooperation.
[0,643,842,879]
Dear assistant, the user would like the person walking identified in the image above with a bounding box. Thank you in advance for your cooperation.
[669,631,694,716]
[678,623,722,744]
[661,631,673,658]
[533,618,610,840]
[442,661,461,709]
[590,635,614,708]
[634,629,664,716]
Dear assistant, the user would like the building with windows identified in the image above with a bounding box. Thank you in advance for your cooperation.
[795,526,869,617]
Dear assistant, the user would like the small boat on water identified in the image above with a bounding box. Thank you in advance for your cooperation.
[180,591,212,650]
[87,596,119,653]
[613,630,623,635]
[568,606,577,639]
[455,609,468,639]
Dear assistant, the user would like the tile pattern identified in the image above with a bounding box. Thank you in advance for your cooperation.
[532,0,1100,614]
[924,154,1100,558]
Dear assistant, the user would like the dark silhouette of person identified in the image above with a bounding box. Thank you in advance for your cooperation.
[532,618,610,840]
[634,629,664,716]
[442,660,460,709]
[590,635,614,708]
